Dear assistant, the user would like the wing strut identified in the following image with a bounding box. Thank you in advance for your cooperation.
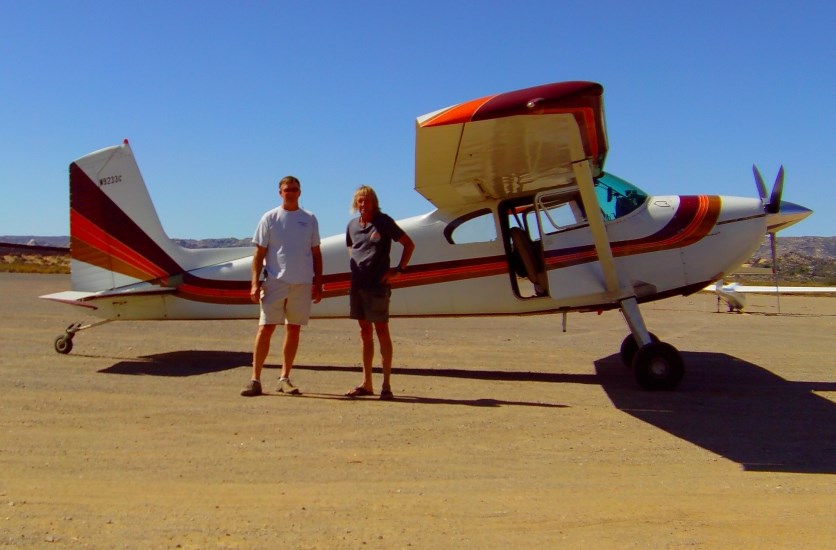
[570,151,653,347]
[571,158,620,295]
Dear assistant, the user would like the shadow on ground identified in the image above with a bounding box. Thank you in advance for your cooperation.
[100,350,252,376]
[596,351,836,474]
[100,351,599,384]
[99,351,571,408]
[100,349,836,472]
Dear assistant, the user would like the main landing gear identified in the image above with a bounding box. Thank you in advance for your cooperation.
[618,297,685,391]
[53,320,114,354]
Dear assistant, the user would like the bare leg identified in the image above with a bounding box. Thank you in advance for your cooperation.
[358,320,375,391]
[251,324,277,381]
[374,322,393,390]
[282,324,301,379]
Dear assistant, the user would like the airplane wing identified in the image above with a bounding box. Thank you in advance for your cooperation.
[704,283,836,294]
[414,81,607,211]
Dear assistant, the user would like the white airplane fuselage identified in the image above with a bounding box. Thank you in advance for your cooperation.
[63,188,769,322]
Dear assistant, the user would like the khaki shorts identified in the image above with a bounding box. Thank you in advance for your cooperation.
[349,286,391,323]
[259,280,312,326]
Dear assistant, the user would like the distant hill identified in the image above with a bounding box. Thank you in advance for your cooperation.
[0,236,253,249]
[2,235,834,284]
[753,236,836,259]
[0,236,71,248]
[171,237,253,249]
[739,236,836,285]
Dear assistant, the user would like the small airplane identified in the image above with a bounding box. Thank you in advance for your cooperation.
[709,281,836,312]
[41,80,813,390]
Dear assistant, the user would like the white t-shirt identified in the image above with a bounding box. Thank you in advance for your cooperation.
[252,206,321,284]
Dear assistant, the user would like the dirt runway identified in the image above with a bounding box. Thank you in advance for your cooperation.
[1,273,834,548]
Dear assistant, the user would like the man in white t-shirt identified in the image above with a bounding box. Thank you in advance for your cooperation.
[241,176,323,397]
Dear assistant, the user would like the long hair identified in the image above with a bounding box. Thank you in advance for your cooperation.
[351,185,380,215]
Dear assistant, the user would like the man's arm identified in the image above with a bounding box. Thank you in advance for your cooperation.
[311,245,323,303]
[250,245,267,304]
[385,232,415,282]
[395,233,415,270]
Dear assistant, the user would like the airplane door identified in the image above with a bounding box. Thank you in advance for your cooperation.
[534,188,610,304]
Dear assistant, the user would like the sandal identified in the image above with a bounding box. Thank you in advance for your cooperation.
[379,388,394,400]
[345,386,374,398]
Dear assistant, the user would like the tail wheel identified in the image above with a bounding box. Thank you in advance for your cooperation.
[619,332,659,367]
[54,335,73,354]
[632,341,684,391]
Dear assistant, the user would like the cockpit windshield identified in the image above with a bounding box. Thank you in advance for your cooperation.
[595,173,648,220]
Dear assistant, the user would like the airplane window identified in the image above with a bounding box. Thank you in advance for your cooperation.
[531,188,585,235]
[444,209,497,244]
[534,196,583,232]
[595,173,648,220]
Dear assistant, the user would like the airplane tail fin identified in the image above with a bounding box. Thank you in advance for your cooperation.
[68,140,191,292]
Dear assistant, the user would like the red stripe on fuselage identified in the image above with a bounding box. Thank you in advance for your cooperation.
[544,196,721,268]
[163,256,510,305]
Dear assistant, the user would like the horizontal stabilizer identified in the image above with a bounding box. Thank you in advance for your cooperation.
[41,285,177,309]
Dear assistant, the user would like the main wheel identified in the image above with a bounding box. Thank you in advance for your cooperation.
[620,332,659,367]
[632,341,683,391]
[54,335,73,354]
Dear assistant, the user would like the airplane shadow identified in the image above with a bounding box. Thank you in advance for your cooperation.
[99,351,570,409]
[595,352,836,474]
[299,363,599,385]
[100,350,252,376]
[100,350,836,472]
[100,351,595,385]
[277,392,567,409]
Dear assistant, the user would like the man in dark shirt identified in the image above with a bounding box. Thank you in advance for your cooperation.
[344,186,414,400]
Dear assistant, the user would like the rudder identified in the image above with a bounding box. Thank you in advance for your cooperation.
[69,140,186,291]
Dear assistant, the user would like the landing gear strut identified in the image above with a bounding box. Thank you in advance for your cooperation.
[52,320,114,354]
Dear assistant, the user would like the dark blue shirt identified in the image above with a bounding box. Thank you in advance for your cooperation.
[346,212,405,289]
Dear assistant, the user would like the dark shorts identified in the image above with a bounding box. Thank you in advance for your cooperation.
[349,286,391,323]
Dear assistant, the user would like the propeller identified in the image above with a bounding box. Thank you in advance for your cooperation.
[767,166,785,214]
[752,165,785,313]
[753,164,785,214]
[753,165,768,201]
[769,231,781,314]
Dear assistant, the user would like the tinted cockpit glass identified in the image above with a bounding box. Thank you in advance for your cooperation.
[595,173,648,220]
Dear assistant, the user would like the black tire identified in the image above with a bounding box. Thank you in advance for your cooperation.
[632,341,684,391]
[54,335,73,354]
[619,332,659,367]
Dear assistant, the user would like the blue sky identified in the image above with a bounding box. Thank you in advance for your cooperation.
[1,1,833,240]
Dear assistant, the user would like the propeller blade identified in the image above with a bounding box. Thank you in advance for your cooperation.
[753,165,767,200]
[766,165,785,214]
[769,231,782,314]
